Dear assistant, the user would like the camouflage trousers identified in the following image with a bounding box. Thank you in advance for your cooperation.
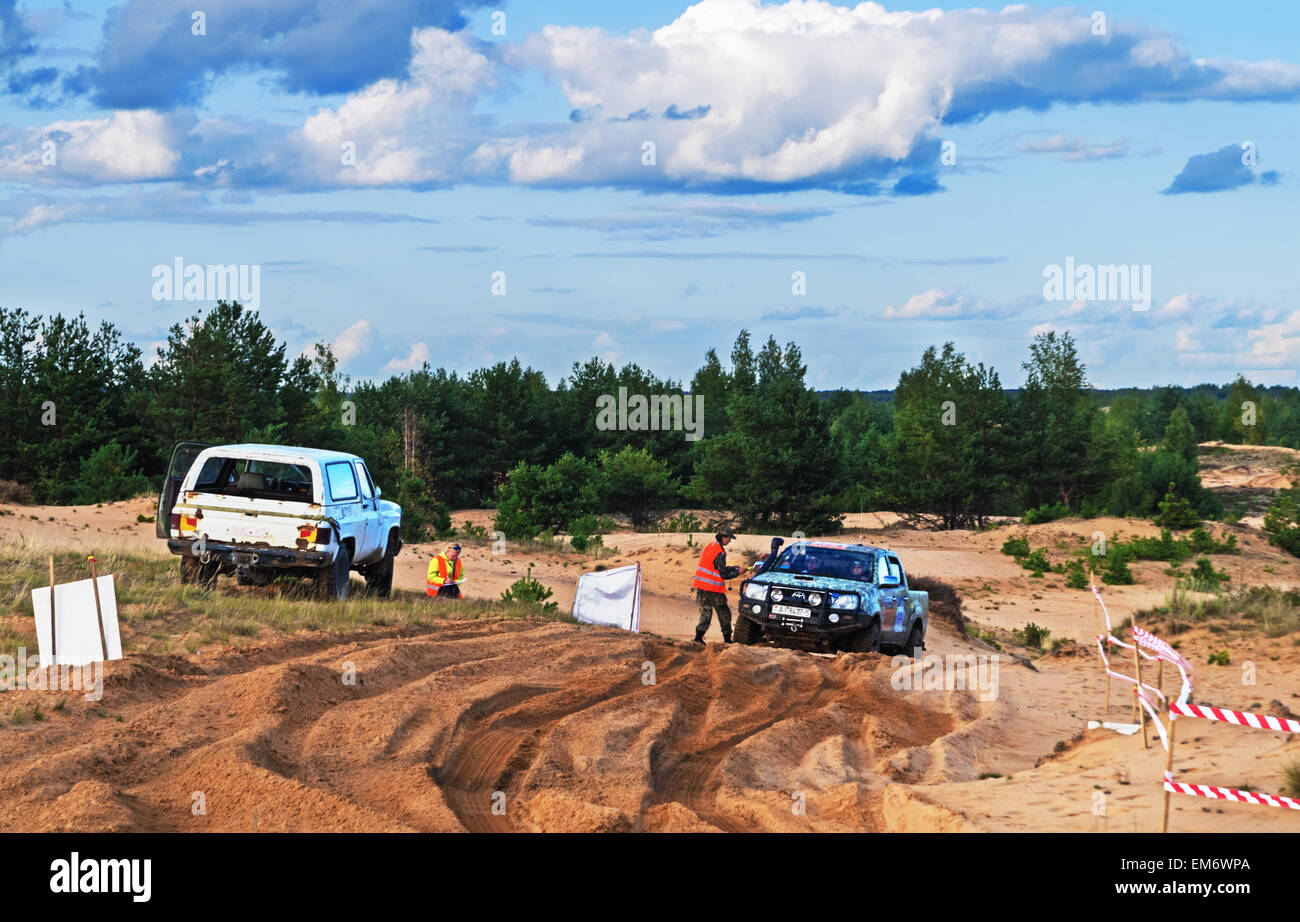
[695,589,732,639]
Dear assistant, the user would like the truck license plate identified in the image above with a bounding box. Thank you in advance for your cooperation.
[771,604,808,618]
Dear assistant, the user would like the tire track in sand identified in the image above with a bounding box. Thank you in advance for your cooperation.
[648,657,847,832]
[431,643,687,832]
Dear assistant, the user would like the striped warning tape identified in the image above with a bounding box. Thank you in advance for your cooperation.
[1164,774,1300,810]
[1132,624,1192,673]
[1170,701,1300,734]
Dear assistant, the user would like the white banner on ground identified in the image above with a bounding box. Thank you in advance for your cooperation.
[572,564,641,632]
[32,575,123,667]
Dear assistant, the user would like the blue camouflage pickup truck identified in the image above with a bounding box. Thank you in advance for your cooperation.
[735,540,928,655]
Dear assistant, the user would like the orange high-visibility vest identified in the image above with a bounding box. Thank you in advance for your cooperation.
[427,554,463,595]
[692,541,727,594]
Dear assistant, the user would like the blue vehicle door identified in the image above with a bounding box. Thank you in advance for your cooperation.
[879,554,907,639]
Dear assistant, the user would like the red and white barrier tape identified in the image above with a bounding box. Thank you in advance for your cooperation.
[1095,636,1167,699]
[1164,774,1300,810]
[1132,624,1193,674]
[1136,687,1169,750]
[1170,701,1300,734]
[1091,585,1192,707]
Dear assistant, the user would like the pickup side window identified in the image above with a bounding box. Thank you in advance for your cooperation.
[355,461,374,499]
[325,461,359,502]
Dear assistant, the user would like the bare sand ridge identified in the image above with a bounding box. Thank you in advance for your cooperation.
[1,444,1298,832]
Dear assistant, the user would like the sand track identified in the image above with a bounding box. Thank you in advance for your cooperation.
[1,619,992,832]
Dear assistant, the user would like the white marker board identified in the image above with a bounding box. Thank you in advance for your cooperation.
[572,564,641,632]
[31,575,123,666]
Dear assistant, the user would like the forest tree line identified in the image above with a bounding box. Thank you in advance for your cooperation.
[2,300,1298,538]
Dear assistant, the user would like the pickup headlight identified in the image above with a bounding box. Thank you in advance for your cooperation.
[770,589,784,602]
[743,582,768,601]
[831,593,859,611]
[807,592,823,607]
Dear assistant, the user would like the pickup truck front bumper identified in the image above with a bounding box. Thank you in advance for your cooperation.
[166,538,333,568]
[736,596,863,641]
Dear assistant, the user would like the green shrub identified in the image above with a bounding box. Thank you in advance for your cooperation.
[1011,622,1051,649]
[1064,558,1088,589]
[499,567,558,613]
[664,510,703,533]
[1021,548,1050,573]
[1001,535,1031,559]
[1281,759,1300,797]
[72,440,152,504]
[1154,482,1200,529]
[1184,557,1230,592]
[1023,503,1070,525]
[1262,497,1300,558]
[1207,649,1230,666]
[494,454,601,539]
[1101,546,1135,585]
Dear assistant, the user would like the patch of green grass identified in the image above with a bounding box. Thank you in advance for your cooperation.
[1138,585,1300,638]
[0,537,573,660]
[1281,760,1300,797]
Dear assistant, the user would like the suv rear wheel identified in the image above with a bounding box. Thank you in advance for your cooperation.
[897,621,925,659]
[314,543,352,601]
[180,555,219,588]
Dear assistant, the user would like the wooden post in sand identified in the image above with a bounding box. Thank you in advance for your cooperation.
[47,555,57,667]
[1095,586,1111,714]
[88,555,109,661]
[1161,714,1177,833]
[1131,618,1149,749]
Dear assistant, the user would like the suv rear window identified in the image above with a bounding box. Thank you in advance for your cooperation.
[192,456,315,500]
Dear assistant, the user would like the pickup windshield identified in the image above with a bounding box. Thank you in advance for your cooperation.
[768,547,875,582]
[193,456,315,501]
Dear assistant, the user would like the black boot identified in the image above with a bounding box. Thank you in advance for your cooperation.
[693,631,705,645]
[722,631,733,644]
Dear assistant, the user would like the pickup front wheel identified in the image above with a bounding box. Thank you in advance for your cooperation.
[844,619,881,654]
[733,614,760,645]
[314,543,351,601]
[364,534,398,598]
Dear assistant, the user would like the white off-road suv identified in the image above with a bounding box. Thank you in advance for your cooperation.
[157,442,402,600]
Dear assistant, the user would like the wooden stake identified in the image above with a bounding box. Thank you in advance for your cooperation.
[1161,714,1177,833]
[48,555,57,668]
[1131,619,1149,749]
[88,555,109,661]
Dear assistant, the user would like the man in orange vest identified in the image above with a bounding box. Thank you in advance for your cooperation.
[693,526,742,644]
[427,543,464,598]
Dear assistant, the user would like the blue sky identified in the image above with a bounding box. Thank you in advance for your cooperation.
[0,0,1297,389]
